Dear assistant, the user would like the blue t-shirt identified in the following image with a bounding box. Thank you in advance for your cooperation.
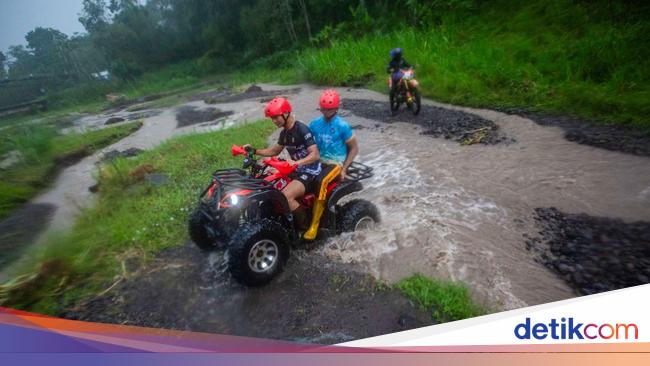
[309,115,354,164]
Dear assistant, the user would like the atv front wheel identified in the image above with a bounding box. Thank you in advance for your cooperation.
[389,90,400,115]
[338,199,381,233]
[189,206,214,251]
[227,219,290,286]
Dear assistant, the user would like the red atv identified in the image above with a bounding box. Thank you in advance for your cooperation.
[189,145,380,286]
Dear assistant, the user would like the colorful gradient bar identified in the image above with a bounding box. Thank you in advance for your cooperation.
[1,307,649,365]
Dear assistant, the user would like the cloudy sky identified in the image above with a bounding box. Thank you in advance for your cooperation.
[0,0,86,53]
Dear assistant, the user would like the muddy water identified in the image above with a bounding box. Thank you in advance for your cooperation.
[272,85,650,311]
[4,83,650,313]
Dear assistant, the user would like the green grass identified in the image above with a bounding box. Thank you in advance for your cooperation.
[0,121,143,219]
[0,120,274,314]
[296,1,650,128]
[119,61,206,99]
[396,274,485,322]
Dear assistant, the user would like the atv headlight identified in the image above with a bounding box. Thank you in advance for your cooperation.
[229,194,239,206]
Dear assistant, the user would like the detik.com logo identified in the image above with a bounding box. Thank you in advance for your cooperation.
[514,318,638,340]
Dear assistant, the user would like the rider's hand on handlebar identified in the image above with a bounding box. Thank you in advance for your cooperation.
[286,159,298,167]
[242,144,255,154]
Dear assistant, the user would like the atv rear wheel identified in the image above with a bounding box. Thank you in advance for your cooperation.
[189,206,214,251]
[227,219,290,286]
[338,199,381,233]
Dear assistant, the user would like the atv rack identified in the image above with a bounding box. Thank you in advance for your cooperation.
[345,161,373,181]
[211,168,272,191]
[201,168,272,203]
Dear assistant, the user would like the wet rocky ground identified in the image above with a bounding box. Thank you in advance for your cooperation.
[124,110,162,121]
[0,203,56,268]
[506,111,650,157]
[526,207,650,295]
[175,106,234,128]
[63,242,433,344]
[342,98,512,145]
[97,148,145,165]
[190,85,302,104]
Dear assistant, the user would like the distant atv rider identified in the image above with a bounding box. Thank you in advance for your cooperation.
[244,97,321,227]
[387,47,412,92]
[303,89,358,240]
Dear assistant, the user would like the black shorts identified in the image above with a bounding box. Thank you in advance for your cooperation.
[289,171,318,193]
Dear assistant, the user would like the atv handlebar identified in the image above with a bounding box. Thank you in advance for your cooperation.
[263,157,297,175]
[231,145,296,176]
[231,144,249,156]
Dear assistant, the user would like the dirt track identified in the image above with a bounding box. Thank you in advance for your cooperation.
[63,242,432,344]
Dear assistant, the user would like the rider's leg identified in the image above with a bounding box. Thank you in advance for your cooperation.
[391,71,401,92]
[304,164,341,240]
[282,180,306,212]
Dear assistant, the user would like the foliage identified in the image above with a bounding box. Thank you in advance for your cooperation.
[396,274,484,322]
[297,1,650,127]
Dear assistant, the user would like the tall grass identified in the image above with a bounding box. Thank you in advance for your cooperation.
[397,274,484,322]
[0,121,274,314]
[297,1,650,127]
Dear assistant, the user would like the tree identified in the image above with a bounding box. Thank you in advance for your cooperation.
[25,27,71,76]
[282,0,298,43]
[297,0,312,40]
[7,45,36,79]
[79,0,109,33]
[0,51,6,79]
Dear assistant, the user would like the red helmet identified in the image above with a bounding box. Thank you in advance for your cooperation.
[264,97,292,118]
[319,89,340,109]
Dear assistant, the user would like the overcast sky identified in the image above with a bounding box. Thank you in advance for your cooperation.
[0,0,86,54]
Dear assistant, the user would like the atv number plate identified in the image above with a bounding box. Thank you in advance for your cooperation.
[274,178,288,191]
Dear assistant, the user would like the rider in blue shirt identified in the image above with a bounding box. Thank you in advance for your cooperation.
[309,89,358,180]
[304,89,359,240]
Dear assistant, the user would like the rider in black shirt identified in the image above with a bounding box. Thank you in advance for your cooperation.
[244,97,321,221]
[277,119,322,178]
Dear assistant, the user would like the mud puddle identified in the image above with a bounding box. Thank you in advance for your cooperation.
[504,110,650,157]
[63,109,161,133]
[526,207,650,295]
[63,242,432,344]
[190,85,301,104]
[190,85,302,104]
[342,98,512,144]
[175,106,234,128]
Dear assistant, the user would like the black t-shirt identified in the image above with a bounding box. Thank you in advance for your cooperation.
[278,120,322,175]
